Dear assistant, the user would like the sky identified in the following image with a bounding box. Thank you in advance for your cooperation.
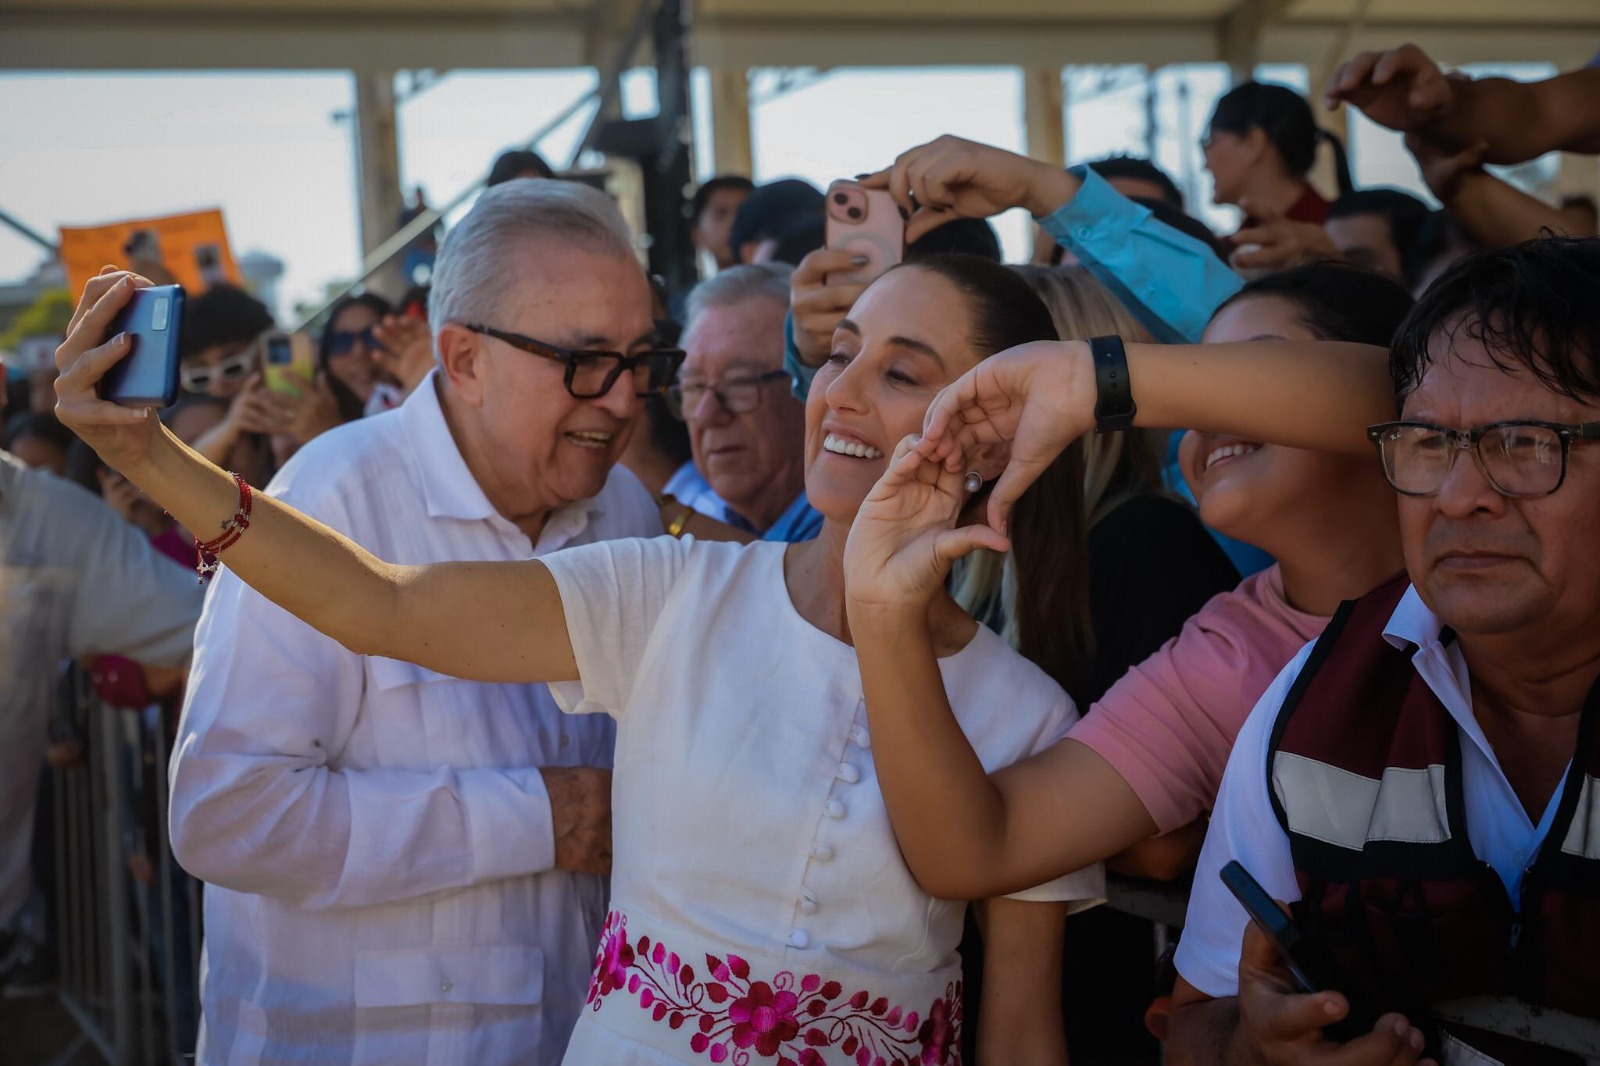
[0,62,1557,324]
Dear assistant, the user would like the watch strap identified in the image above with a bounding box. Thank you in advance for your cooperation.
[1090,335,1137,433]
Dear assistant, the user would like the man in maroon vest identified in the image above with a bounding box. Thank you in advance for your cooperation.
[1169,237,1600,1065]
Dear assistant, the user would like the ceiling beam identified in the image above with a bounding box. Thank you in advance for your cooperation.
[2,8,1595,73]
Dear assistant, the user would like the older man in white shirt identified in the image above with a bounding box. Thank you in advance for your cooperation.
[171,180,671,1066]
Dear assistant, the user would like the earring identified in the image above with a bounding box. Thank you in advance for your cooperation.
[963,471,983,494]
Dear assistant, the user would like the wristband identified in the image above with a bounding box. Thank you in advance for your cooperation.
[1090,335,1136,433]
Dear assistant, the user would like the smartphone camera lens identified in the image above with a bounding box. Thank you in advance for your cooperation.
[833,192,849,205]
[847,207,863,220]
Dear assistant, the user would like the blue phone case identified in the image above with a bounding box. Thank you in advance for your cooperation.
[100,284,186,407]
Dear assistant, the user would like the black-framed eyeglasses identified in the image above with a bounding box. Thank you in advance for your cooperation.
[665,370,789,421]
[1367,419,1600,498]
[326,326,381,357]
[465,324,685,399]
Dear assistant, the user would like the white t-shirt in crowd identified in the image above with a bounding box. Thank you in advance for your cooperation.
[543,535,1104,1065]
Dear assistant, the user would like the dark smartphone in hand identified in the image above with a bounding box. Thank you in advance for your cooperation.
[99,284,185,408]
[1220,860,1379,1042]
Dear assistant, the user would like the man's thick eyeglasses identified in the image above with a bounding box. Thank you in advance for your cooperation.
[665,370,789,421]
[465,324,684,399]
[1367,419,1600,498]
[180,348,256,392]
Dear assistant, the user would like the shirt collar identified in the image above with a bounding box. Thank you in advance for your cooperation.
[399,370,602,548]
[1381,583,1447,652]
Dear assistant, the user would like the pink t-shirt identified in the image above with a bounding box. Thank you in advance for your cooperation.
[1067,564,1326,834]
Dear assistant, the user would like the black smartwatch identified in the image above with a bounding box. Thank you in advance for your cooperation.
[1090,335,1136,433]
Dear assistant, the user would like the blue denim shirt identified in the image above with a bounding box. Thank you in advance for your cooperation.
[724,490,825,544]
[1040,166,1243,344]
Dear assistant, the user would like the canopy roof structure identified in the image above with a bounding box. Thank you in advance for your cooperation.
[4,0,1598,73]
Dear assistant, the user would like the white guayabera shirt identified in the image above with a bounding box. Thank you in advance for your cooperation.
[173,372,661,1066]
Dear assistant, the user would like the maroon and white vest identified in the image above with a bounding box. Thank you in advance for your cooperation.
[1266,574,1600,1060]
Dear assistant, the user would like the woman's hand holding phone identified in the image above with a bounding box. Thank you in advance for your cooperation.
[54,269,170,474]
[859,136,1082,242]
[790,249,874,368]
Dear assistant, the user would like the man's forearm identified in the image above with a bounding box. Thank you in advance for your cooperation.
[1167,996,1245,1066]
[1445,169,1594,248]
[1439,70,1600,164]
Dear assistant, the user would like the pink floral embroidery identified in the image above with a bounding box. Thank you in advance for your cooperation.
[586,911,963,1065]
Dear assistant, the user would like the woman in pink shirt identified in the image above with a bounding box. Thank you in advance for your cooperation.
[848,258,1414,906]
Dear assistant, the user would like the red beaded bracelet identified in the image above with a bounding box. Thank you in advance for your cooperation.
[194,472,253,582]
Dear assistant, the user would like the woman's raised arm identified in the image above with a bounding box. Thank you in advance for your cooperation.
[55,270,578,686]
[918,337,1394,535]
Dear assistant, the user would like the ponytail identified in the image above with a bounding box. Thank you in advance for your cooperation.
[1319,128,1355,199]
[905,254,1095,706]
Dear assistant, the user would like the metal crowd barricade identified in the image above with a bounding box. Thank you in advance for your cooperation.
[50,665,201,1066]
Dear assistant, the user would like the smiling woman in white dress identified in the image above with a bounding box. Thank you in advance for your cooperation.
[54,256,1103,1065]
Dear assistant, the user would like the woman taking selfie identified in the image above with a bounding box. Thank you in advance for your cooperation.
[56,257,1102,1066]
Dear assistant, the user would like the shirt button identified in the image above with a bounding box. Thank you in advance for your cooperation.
[559,732,570,748]
[836,763,860,784]
[851,726,872,749]
[824,799,847,820]
[811,843,834,861]
[1076,226,1093,240]
[440,979,453,994]
[789,929,810,949]
[799,898,819,915]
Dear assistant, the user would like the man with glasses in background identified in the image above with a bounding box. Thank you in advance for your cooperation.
[663,263,821,542]
[169,180,680,1066]
[1169,237,1600,1065]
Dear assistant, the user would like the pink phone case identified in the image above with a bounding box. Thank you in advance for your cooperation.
[824,180,906,286]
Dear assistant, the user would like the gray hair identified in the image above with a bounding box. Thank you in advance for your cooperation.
[428,179,636,340]
[683,263,794,331]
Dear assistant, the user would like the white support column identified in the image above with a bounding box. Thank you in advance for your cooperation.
[708,67,753,177]
[352,69,405,296]
[1023,66,1066,263]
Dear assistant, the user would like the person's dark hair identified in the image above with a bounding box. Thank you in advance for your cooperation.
[1086,155,1185,209]
[907,217,1003,262]
[1214,260,1414,349]
[487,150,555,186]
[728,179,824,263]
[1328,188,1432,289]
[896,253,1094,705]
[177,284,273,362]
[1208,81,1354,197]
[766,217,826,267]
[3,410,74,456]
[1391,236,1600,406]
[689,175,756,224]
[1411,210,1482,293]
[319,292,394,424]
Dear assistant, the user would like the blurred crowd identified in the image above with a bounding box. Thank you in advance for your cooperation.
[5,41,1600,1066]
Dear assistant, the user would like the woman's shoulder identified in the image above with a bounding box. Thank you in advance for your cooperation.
[946,624,1078,744]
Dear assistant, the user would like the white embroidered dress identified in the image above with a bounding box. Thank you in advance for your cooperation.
[542,537,1104,1065]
